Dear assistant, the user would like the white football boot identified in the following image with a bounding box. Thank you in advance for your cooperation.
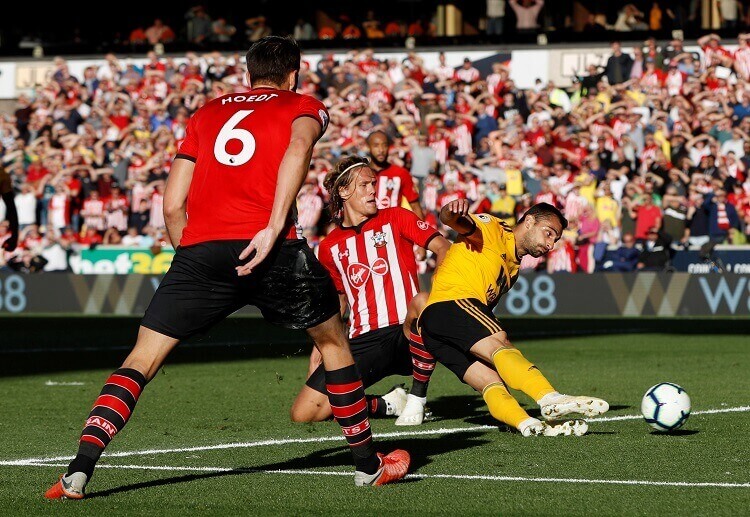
[395,394,427,426]
[538,392,609,421]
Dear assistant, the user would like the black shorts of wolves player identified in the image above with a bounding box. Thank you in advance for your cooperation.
[306,325,413,394]
[141,239,340,340]
[418,298,502,381]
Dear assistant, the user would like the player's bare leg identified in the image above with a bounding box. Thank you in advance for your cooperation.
[292,338,408,423]
[306,314,410,485]
[396,293,435,426]
[45,327,179,499]
[470,332,608,421]
[290,384,407,423]
[290,386,333,422]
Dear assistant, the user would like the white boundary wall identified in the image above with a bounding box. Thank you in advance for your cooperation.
[0,43,732,100]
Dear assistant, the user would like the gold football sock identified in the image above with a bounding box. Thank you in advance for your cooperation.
[492,348,555,402]
[482,382,530,430]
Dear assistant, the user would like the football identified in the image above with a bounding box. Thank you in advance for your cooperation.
[640,383,691,432]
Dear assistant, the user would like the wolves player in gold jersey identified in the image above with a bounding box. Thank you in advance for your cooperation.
[418,200,609,436]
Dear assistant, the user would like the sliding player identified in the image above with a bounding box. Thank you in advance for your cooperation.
[418,200,609,436]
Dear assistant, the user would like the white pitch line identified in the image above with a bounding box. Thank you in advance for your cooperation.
[45,381,85,386]
[13,462,750,489]
[2,405,748,467]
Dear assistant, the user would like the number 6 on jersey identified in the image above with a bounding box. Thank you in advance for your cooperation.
[214,110,256,166]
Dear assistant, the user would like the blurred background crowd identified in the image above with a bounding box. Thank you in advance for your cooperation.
[2,22,750,274]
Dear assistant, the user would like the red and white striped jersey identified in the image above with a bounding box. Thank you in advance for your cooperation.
[735,46,750,80]
[454,67,480,84]
[318,207,439,338]
[429,137,450,165]
[149,192,165,228]
[296,191,323,230]
[451,121,474,156]
[82,198,105,231]
[375,164,419,210]
[702,45,732,68]
[436,190,466,209]
[105,194,130,232]
[48,193,70,230]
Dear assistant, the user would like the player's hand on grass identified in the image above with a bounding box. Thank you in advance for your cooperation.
[236,226,280,276]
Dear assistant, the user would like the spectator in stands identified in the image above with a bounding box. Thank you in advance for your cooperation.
[486,0,506,35]
[601,232,639,272]
[491,184,516,225]
[245,16,271,42]
[614,4,649,31]
[121,226,144,247]
[185,6,213,44]
[293,19,315,41]
[606,42,633,85]
[637,227,672,271]
[211,18,237,43]
[718,0,742,29]
[704,189,740,244]
[683,191,711,248]
[630,193,662,243]
[577,205,600,273]
[128,26,147,46]
[662,186,689,244]
[508,0,544,32]
[363,11,385,39]
[144,19,175,45]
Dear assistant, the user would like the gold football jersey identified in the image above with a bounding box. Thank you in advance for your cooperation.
[427,214,520,308]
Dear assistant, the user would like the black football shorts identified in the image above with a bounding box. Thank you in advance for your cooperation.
[306,324,413,394]
[141,239,340,340]
[418,298,503,380]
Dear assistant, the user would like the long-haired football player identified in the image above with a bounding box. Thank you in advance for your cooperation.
[290,155,452,426]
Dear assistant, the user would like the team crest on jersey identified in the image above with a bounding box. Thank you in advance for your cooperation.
[477,214,492,223]
[347,258,389,289]
[417,220,429,231]
[371,231,388,248]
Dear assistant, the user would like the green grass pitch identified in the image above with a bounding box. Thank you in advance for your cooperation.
[1,334,749,516]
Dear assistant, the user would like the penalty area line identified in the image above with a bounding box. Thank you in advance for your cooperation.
[12,462,750,489]
[2,405,748,466]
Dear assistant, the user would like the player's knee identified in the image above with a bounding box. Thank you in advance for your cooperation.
[290,405,312,423]
[290,403,330,423]
[489,331,513,352]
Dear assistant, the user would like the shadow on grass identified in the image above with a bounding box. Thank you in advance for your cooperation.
[86,433,490,498]
[425,395,486,420]
[649,429,699,436]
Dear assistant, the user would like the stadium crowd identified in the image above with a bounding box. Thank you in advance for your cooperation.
[2,32,750,274]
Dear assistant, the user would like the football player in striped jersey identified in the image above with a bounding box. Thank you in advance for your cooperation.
[290,155,452,425]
